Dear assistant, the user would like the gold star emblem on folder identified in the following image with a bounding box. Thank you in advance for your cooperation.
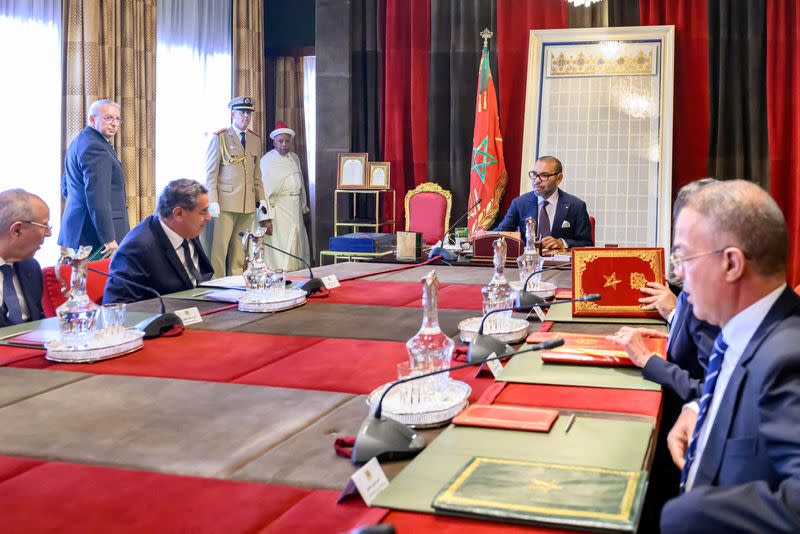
[603,272,621,289]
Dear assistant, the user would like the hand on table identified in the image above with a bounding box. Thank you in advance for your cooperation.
[539,236,564,251]
[639,281,676,320]
[606,326,667,367]
[668,407,698,469]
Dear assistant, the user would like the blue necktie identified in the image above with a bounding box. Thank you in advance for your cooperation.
[538,200,551,237]
[680,332,728,492]
[1,264,22,325]
[240,131,246,150]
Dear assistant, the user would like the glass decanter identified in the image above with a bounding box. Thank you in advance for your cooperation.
[242,228,273,291]
[481,237,515,332]
[55,246,100,349]
[517,217,543,291]
[406,270,455,398]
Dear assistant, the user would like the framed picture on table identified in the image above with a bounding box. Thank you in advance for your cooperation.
[368,162,390,189]
[337,153,368,189]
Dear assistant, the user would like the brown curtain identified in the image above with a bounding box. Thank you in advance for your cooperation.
[62,0,156,227]
[568,1,608,27]
[232,0,266,141]
[274,57,309,182]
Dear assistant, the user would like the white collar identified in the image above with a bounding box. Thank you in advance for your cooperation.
[0,256,7,267]
[721,283,787,355]
[232,125,245,137]
[158,217,185,251]
[536,188,559,206]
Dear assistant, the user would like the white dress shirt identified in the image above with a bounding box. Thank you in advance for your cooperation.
[685,283,786,490]
[0,256,30,322]
[158,218,199,286]
[535,189,567,248]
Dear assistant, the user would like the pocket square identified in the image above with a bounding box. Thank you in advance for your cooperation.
[561,220,571,228]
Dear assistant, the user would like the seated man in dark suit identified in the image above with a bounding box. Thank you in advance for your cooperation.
[494,155,593,250]
[660,180,800,532]
[104,179,214,304]
[0,189,50,326]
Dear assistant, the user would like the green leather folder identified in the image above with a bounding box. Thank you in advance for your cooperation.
[432,456,647,532]
[497,349,662,391]
[545,304,666,325]
[371,415,653,513]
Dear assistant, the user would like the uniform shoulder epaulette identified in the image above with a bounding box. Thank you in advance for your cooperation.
[247,128,260,138]
[213,127,227,135]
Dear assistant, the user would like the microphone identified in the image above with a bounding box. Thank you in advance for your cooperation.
[516,262,571,308]
[351,337,565,464]
[88,267,183,339]
[428,197,482,261]
[238,232,324,295]
[468,294,601,363]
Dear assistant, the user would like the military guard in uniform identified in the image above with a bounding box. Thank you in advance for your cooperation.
[204,96,272,277]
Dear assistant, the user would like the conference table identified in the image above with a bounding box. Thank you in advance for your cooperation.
[0,260,666,532]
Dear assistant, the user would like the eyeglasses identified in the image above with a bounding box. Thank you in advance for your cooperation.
[100,115,122,124]
[528,170,561,181]
[22,220,52,232]
[669,248,727,271]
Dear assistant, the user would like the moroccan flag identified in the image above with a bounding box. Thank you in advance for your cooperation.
[468,44,507,235]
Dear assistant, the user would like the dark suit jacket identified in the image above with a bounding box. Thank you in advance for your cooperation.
[59,126,129,251]
[643,291,719,401]
[493,189,594,247]
[103,215,213,304]
[661,287,800,533]
[1,258,44,327]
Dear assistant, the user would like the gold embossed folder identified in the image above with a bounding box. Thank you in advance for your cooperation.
[432,457,647,532]
[572,247,665,318]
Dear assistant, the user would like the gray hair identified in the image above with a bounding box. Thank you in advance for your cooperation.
[672,178,718,221]
[685,179,787,276]
[158,179,208,219]
[88,99,120,119]
[0,189,42,231]
[536,155,563,174]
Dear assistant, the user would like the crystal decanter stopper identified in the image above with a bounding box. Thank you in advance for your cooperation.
[55,246,100,348]
[517,217,543,291]
[406,270,455,394]
[481,237,515,332]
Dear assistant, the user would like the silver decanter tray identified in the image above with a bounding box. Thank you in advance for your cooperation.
[45,329,145,363]
[237,288,307,313]
[457,317,530,344]
[509,280,557,299]
[366,379,471,428]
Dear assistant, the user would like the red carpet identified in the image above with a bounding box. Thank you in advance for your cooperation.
[493,384,662,418]
[0,346,45,366]
[0,456,43,483]
[261,490,388,533]
[6,330,326,383]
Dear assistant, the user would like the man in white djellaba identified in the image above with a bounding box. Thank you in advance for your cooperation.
[258,121,311,271]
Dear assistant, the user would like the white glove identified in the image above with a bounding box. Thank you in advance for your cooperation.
[255,199,271,222]
[208,202,220,218]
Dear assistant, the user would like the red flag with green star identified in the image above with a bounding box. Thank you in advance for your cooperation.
[468,43,507,235]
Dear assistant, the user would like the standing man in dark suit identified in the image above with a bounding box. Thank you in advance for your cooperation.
[103,179,213,304]
[59,99,129,258]
[660,180,800,532]
[0,189,50,326]
[494,156,593,249]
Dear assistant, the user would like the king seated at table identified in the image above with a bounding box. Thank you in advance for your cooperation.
[104,179,214,304]
[494,155,594,251]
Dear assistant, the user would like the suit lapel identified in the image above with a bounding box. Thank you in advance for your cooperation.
[551,189,569,233]
[192,237,214,283]
[151,217,192,287]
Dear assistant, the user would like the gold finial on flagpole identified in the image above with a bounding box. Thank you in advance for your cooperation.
[480,28,493,48]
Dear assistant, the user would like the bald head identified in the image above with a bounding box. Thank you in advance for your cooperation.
[0,189,45,232]
[684,179,787,277]
[0,189,51,262]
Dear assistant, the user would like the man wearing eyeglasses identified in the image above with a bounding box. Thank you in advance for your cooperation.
[0,189,50,326]
[658,180,800,533]
[494,156,593,250]
[104,179,214,304]
[59,99,129,259]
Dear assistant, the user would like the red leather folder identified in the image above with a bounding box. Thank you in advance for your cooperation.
[572,247,666,318]
[527,331,667,368]
[471,232,522,266]
[452,404,559,432]
[540,351,636,367]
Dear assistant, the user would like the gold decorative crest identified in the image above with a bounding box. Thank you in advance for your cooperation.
[630,272,647,290]
[548,50,655,77]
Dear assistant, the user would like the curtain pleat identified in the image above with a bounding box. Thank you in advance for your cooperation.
[640,0,710,196]
[766,0,800,286]
[62,0,156,227]
[232,0,266,141]
[568,2,608,28]
[383,0,430,230]
[427,0,496,224]
[274,57,309,192]
[495,0,567,217]
[608,0,641,26]
[707,0,769,188]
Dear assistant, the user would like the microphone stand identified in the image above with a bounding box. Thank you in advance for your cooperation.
[515,262,571,308]
[428,197,482,261]
[468,294,601,363]
[88,267,183,339]
[351,337,565,464]
[238,232,324,295]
